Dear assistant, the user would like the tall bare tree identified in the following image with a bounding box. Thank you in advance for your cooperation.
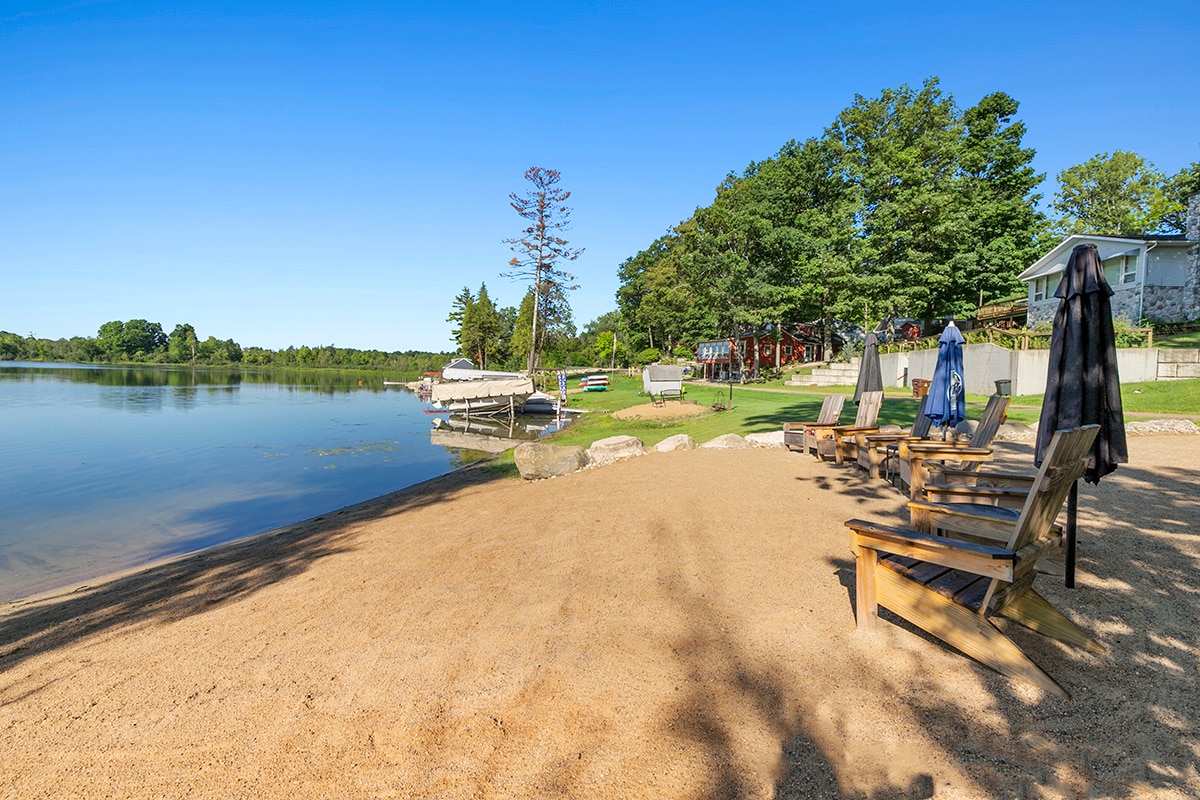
[503,167,582,375]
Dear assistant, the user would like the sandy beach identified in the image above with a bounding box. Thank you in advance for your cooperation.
[1,429,1198,799]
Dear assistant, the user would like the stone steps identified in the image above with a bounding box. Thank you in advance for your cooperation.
[785,358,861,387]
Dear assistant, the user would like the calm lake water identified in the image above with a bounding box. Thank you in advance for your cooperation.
[0,362,548,602]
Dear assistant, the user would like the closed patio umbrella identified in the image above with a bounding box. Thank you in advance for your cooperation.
[1035,243,1127,587]
[923,321,965,437]
[853,332,884,405]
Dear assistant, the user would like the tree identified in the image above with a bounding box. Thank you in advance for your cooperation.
[1053,151,1168,236]
[168,323,198,363]
[459,283,503,368]
[1160,160,1200,234]
[503,167,583,374]
[446,286,474,350]
[97,320,125,358]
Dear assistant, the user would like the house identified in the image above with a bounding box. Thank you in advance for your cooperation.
[695,323,838,381]
[1018,201,1200,326]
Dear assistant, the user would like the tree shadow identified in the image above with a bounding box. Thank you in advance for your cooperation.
[820,439,1200,798]
[0,466,499,677]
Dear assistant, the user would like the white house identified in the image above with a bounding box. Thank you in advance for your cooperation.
[1018,229,1198,326]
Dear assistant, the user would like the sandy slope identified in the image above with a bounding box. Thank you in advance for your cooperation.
[1,435,1197,799]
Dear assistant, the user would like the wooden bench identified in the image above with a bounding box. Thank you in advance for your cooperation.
[652,388,682,405]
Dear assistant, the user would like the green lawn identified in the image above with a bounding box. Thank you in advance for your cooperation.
[1155,331,1200,349]
[547,373,1200,449]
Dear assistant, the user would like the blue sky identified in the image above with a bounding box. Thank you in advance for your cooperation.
[2,1,1197,353]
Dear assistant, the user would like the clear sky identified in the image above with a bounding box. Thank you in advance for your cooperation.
[3,0,1197,353]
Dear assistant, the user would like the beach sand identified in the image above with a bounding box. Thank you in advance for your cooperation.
[1,434,1197,799]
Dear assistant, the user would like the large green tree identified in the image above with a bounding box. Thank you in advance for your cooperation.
[1052,150,1169,236]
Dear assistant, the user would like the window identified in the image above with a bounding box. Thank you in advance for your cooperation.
[783,345,793,357]
[1120,254,1138,284]
[762,343,773,356]
[1032,276,1049,302]
[1103,253,1138,287]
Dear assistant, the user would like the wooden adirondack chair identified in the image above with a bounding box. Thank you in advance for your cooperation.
[845,425,1102,699]
[855,395,933,478]
[782,395,846,452]
[826,391,885,464]
[901,395,1011,499]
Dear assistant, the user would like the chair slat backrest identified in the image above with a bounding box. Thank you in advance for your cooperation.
[819,394,846,425]
[975,426,1098,614]
[910,395,933,439]
[969,395,1011,449]
[853,391,883,428]
[1006,425,1099,554]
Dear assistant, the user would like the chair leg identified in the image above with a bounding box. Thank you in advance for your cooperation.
[997,588,1105,654]
[854,546,878,630]
[874,567,1070,699]
[866,446,882,479]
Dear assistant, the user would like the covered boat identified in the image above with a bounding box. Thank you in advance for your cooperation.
[430,377,534,416]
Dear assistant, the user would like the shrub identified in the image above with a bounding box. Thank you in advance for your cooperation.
[637,347,660,365]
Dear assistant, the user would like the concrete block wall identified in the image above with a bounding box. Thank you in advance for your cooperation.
[1157,349,1200,379]
[880,343,1182,397]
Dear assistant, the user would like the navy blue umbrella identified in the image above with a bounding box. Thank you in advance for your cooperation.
[924,322,966,436]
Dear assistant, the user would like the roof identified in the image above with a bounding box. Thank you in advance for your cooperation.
[1019,234,1193,282]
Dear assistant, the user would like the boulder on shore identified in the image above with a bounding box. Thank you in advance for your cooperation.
[700,433,750,450]
[587,435,646,465]
[745,431,785,448]
[654,434,696,453]
[513,442,589,480]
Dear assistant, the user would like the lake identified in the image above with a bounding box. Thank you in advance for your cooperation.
[0,362,552,602]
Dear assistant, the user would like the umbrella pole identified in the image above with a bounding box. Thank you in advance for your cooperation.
[1065,480,1078,589]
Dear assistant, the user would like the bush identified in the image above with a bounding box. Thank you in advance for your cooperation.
[637,347,660,365]
[672,343,694,361]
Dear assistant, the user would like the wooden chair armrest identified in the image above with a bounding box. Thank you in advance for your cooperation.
[907,444,994,461]
[784,420,840,431]
[860,431,915,445]
[845,518,1015,580]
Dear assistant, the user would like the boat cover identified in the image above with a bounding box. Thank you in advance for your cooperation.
[431,377,534,403]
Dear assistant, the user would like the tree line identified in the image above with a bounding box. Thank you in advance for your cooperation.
[0,321,451,374]
[613,77,1199,357]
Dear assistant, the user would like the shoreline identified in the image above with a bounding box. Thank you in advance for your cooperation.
[2,460,496,611]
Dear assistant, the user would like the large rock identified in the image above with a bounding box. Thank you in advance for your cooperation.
[994,422,1036,442]
[513,442,589,480]
[654,434,696,452]
[700,433,750,449]
[744,431,785,448]
[587,435,646,465]
[1126,419,1200,435]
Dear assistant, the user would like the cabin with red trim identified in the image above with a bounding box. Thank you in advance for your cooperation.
[695,323,840,381]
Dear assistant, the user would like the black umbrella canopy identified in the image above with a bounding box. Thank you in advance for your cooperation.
[853,332,884,405]
[1035,243,1128,484]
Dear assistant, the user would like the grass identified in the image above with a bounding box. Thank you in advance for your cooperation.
[547,373,1200,446]
[1155,331,1200,349]
[477,372,1200,476]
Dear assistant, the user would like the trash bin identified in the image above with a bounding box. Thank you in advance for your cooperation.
[911,378,931,398]
[994,379,1011,396]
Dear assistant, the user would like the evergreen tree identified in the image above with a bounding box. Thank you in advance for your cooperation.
[503,167,583,374]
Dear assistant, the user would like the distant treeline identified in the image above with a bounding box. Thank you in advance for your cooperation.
[0,321,451,374]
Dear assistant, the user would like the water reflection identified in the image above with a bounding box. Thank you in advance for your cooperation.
[0,362,458,602]
[430,414,561,462]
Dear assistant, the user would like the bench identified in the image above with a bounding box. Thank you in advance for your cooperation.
[652,389,683,406]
